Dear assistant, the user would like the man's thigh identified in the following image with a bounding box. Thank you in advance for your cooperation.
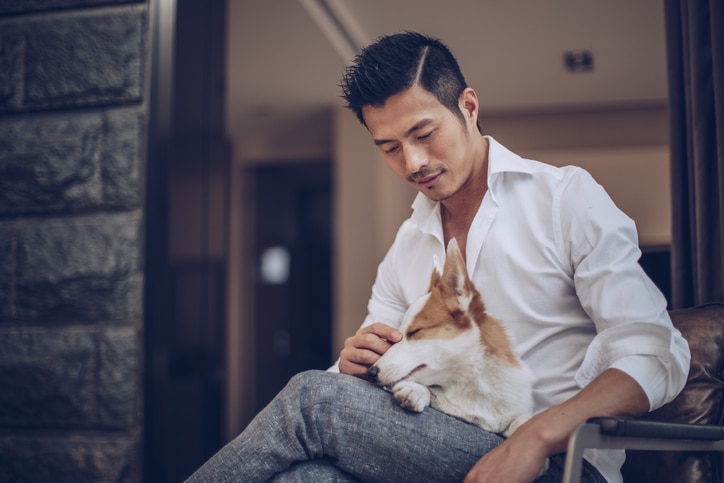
[289,371,504,481]
[286,371,604,483]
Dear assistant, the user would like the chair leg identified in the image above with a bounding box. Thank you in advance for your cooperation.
[562,423,603,483]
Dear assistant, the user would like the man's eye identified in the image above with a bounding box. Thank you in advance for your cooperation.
[384,146,399,154]
[418,131,434,141]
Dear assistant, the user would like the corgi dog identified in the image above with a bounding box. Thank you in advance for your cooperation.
[367,238,536,438]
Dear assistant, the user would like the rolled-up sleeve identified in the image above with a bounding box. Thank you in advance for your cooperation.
[575,323,691,410]
[560,168,691,410]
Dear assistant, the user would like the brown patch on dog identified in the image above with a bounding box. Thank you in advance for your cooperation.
[405,289,469,341]
[428,266,441,292]
[436,239,520,366]
[469,293,520,367]
[405,239,521,366]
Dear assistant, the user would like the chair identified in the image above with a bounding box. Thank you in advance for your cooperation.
[563,303,724,483]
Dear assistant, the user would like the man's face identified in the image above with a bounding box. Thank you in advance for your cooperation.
[362,85,479,202]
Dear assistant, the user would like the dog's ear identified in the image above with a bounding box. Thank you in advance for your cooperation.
[441,239,474,311]
[428,254,442,291]
[428,265,441,291]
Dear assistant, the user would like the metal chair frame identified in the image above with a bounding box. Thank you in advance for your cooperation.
[563,417,724,483]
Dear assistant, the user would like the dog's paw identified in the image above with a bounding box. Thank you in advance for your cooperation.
[392,381,430,412]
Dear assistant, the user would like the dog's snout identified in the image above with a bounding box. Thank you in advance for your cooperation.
[367,365,379,382]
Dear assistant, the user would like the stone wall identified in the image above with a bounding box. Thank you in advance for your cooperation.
[0,1,148,481]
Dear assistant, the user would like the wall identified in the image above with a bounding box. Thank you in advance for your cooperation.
[0,1,148,481]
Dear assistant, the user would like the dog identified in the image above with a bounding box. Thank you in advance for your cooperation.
[367,238,536,438]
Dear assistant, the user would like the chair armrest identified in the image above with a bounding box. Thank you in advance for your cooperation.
[589,417,724,440]
[562,418,724,483]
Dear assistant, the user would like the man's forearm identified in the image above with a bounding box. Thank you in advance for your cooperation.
[524,367,650,455]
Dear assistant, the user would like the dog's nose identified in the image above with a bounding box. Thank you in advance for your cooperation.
[367,365,379,382]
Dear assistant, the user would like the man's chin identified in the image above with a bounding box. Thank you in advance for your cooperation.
[419,187,453,202]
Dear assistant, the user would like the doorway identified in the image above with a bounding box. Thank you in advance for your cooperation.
[250,162,333,411]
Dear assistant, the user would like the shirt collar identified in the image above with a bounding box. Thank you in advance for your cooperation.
[410,192,441,238]
[410,136,532,231]
[486,135,534,179]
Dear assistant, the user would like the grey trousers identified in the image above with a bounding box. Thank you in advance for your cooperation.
[185,370,606,482]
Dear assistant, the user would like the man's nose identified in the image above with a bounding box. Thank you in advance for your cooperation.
[367,365,379,382]
[404,146,427,174]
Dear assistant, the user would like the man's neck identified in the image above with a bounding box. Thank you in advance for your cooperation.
[441,135,489,255]
[441,194,483,257]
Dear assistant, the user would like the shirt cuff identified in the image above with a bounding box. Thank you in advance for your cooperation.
[608,354,670,411]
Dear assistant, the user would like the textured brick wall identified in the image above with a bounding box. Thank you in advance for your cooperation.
[0,1,148,481]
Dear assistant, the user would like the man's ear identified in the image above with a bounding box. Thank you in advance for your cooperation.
[459,88,479,128]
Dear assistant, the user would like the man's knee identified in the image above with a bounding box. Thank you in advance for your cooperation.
[287,369,332,389]
[284,370,379,409]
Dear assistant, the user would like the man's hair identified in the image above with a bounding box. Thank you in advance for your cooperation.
[340,31,469,127]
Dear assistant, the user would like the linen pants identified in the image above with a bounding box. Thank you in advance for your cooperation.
[185,370,606,482]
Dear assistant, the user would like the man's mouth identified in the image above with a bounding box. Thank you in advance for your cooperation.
[416,172,442,189]
[408,168,444,189]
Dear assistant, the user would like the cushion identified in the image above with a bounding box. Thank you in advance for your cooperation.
[621,303,724,483]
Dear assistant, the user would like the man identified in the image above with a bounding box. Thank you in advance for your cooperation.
[187,32,690,482]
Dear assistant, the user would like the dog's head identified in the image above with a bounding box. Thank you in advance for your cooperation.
[368,238,497,388]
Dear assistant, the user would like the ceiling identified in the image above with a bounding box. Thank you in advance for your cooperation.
[225,0,668,161]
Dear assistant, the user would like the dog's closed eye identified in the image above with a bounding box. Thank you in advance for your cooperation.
[406,328,421,338]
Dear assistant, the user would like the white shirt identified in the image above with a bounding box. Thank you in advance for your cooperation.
[333,137,690,482]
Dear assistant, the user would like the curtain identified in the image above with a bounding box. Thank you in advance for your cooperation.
[665,0,724,308]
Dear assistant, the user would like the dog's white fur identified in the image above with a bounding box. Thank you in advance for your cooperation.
[369,238,536,437]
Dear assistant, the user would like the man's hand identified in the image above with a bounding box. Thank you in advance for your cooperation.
[463,417,551,483]
[338,323,402,378]
[464,368,650,482]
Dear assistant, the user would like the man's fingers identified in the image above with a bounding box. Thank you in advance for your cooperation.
[337,322,402,377]
[338,357,372,378]
[350,323,401,360]
[340,336,388,368]
[358,322,402,343]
